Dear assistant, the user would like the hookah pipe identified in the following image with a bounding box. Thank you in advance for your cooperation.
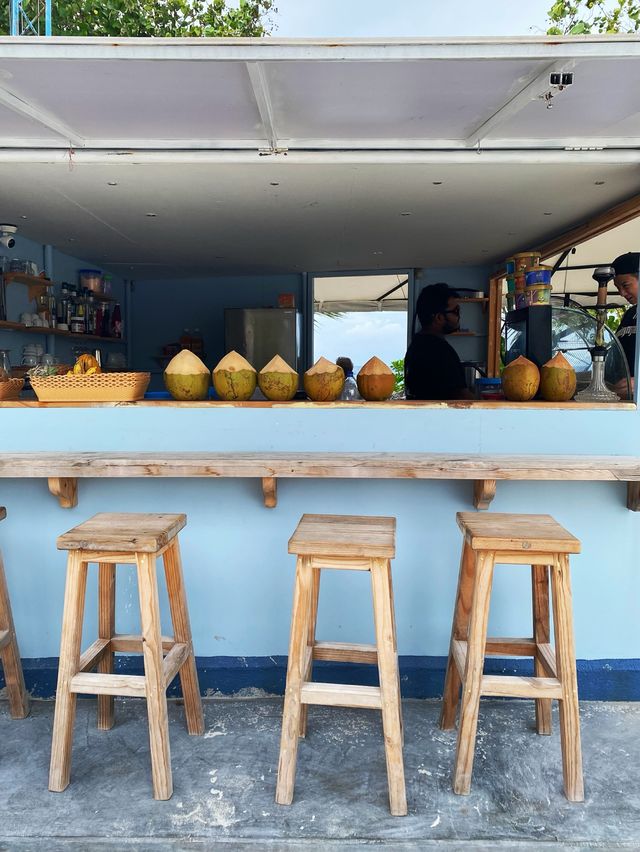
[576,265,619,401]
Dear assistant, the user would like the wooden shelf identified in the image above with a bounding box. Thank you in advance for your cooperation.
[459,297,489,303]
[2,272,50,302]
[0,320,125,344]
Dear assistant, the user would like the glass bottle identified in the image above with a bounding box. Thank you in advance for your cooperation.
[0,349,11,377]
[48,286,57,329]
[111,302,122,338]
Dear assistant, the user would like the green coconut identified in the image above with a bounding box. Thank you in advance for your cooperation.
[164,349,210,400]
[501,356,540,402]
[303,357,345,401]
[258,355,298,401]
[213,350,257,401]
[540,352,577,402]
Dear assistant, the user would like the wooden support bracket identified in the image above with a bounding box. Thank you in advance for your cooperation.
[262,476,277,508]
[473,479,496,510]
[627,481,640,512]
[48,477,78,509]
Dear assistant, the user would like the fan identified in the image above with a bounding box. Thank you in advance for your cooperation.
[550,306,631,395]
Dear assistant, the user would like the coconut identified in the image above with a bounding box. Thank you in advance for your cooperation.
[213,350,257,401]
[539,352,576,402]
[303,357,345,401]
[164,349,210,400]
[357,356,395,401]
[501,356,540,401]
[258,355,298,401]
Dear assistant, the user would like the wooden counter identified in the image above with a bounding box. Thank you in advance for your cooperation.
[0,400,635,409]
[1,452,638,511]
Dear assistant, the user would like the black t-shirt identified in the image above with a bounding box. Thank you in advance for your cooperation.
[404,332,466,400]
[617,304,637,377]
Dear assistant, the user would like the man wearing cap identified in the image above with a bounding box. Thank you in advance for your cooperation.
[611,252,638,399]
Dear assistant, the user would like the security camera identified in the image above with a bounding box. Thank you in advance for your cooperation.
[0,224,17,249]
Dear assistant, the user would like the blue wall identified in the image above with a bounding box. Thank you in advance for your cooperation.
[130,274,302,389]
[1,257,639,699]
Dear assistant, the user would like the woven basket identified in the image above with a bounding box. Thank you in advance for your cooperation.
[0,378,24,400]
[30,372,150,403]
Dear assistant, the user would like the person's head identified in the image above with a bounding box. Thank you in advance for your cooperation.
[416,282,461,335]
[336,356,353,374]
[612,252,639,305]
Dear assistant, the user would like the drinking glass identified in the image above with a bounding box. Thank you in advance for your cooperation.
[0,349,11,374]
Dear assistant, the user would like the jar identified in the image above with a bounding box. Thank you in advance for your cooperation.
[70,316,84,334]
[476,377,504,400]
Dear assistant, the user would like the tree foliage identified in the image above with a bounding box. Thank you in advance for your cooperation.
[1,0,276,37]
[547,0,640,34]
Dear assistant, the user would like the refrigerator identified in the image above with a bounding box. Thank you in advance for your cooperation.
[224,308,301,375]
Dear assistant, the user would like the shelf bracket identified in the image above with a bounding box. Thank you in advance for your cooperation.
[48,477,78,509]
[473,479,496,510]
[627,481,640,512]
[262,477,277,508]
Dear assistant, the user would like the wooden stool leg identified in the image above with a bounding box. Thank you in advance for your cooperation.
[386,559,404,745]
[371,557,406,817]
[276,555,314,806]
[532,564,552,736]
[551,554,584,802]
[453,549,495,796]
[163,539,204,736]
[136,552,172,801]
[49,551,88,792]
[97,562,116,731]
[0,550,30,719]
[299,564,320,738]
[440,540,475,730]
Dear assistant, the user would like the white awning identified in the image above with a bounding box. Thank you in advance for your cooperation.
[0,36,638,276]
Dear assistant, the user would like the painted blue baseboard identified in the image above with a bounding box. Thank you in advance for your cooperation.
[3,656,639,701]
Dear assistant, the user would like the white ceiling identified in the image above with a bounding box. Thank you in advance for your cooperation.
[0,36,639,278]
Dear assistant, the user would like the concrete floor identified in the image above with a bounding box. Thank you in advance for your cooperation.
[0,697,639,850]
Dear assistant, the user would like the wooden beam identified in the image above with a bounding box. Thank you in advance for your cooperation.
[110,634,175,653]
[627,481,640,511]
[262,476,277,508]
[481,674,563,699]
[78,638,110,672]
[473,479,496,510]
[537,191,640,260]
[300,681,382,709]
[312,641,378,665]
[0,628,9,650]
[48,477,78,509]
[70,671,147,697]
[162,641,189,689]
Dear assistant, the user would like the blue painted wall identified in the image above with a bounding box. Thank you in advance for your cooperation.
[130,274,303,389]
[1,255,639,698]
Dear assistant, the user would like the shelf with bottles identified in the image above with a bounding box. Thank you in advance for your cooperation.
[0,320,125,343]
[1,272,51,303]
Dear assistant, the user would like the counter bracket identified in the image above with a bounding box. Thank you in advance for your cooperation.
[473,479,496,510]
[262,477,277,508]
[48,477,78,509]
[627,481,640,512]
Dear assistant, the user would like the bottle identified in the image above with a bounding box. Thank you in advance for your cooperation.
[86,291,95,334]
[101,303,110,338]
[48,286,57,329]
[58,284,68,327]
[111,302,122,338]
[340,374,359,400]
[179,328,192,351]
[94,302,103,338]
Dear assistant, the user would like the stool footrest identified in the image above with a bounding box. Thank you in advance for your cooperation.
[70,672,147,697]
[0,628,10,651]
[485,637,537,656]
[79,638,110,672]
[162,642,189,689]
[312,641,378,665]
[300,681,382,709]
[481,674,563,699]
[453,640,562,699]
[110,634,176,653]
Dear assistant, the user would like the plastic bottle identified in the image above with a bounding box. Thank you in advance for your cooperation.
[340,374,359,401]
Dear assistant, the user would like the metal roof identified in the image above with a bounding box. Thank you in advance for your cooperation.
[0,35,639,277]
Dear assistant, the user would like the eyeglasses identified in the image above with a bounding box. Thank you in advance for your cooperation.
[443,306,461,316]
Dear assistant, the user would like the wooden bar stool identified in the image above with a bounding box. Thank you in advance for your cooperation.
[440,512,583,802]
[0,508,30,720]
[276,514,406,816]
[49,513,204,800]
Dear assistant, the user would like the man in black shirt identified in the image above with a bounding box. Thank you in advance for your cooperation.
[404,283,472,400]
[611,252,638,399]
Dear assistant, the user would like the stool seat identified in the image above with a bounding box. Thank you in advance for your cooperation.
[457,512,581,554]
[440,511,583,802]
[278,513,405,816]
[57,513,186,553]
[288,514,395,558]
[49,512,203,800]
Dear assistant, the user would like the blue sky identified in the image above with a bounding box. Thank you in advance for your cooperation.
[270,1,553,38]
